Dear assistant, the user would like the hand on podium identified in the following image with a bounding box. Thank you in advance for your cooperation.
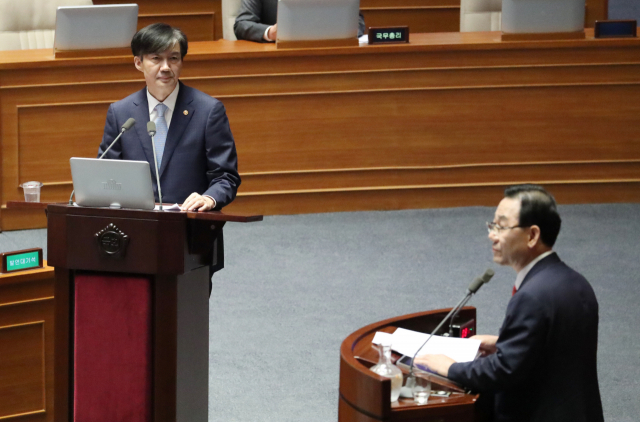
[180,192,216,212]
[414,354,456,378]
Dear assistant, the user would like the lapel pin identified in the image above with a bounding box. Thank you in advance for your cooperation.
[183,110,189,116]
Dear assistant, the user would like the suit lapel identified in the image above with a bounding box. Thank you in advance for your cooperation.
[131,89,154,164]
[159,82,195,177]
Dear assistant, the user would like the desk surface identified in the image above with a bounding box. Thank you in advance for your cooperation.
[2,30,640,68]
[2,31,640,230]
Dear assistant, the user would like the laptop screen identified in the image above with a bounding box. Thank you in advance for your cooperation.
[54,4,138,50]
[277,0,360,41]
[70,158,155,210]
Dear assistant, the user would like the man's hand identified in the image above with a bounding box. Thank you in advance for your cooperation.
[471,334,498,356]
[413,354,455,377]
[267,24,277,41]
[180,193,215,212]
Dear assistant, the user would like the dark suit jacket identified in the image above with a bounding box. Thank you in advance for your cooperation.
[448,253,603,422]
[98,82,240,208]
[234,0,366,42]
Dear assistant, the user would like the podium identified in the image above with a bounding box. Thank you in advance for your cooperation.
[339,307,486,422]
[45,204,261,422]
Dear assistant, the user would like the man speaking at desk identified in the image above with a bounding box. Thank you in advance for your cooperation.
[416,185,603,422]
[98,23,240,212]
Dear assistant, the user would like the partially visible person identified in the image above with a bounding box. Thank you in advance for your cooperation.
[416,184,603,422]
[234,0,366,42]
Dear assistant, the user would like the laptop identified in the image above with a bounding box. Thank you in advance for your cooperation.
[70,158,155,210]
[277,0,360,41]
[54,4,138,51]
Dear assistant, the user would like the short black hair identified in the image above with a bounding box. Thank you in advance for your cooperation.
[131,23,188,59]
[504,184,562,247]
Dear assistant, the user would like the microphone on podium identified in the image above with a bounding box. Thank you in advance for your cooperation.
[69,117,136,205]
[147,121,163,211]
[399,268,494,398]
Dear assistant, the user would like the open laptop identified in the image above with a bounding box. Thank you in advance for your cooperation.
[70,158,155,210]
[54,4,138,51]
[277,0,360,41]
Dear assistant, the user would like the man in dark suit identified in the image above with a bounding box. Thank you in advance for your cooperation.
[234,0,366,42]
[98,23,240,212]
[416,185,603,422]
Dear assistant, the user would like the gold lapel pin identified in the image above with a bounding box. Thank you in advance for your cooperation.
[183,110,189,116]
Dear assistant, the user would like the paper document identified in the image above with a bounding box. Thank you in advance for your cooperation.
[154,203,181,211]
[373,328,480,363]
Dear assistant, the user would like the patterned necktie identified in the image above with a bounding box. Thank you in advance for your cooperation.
[153,103,168,167]
[512,285,517,296]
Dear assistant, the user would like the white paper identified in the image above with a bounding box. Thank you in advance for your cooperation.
[372,331,393,345]
[390,328,481,363]
[154,203,181,211]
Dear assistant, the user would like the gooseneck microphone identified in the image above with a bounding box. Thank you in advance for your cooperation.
[69,118,136,205]
[448,269,495,336]
[399,269,495,398]
[147,121,163,211]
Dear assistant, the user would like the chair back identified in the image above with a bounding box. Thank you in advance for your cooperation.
[222,0,243,40]
[460,0,502,32]
[0,0,93,50]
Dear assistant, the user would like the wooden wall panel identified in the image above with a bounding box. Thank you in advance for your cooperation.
[0,322,45,418]
[1,32,640,230]
[93,0,222,41]
[361,7,460,34]
[360,0,607,31]
[0,266,55,422]
[17,104,110,184]
[138,14,216,42]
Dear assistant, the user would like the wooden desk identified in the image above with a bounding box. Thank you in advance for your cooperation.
[0,263,55,422]
[1,30,640,231]
[340,307,482,422]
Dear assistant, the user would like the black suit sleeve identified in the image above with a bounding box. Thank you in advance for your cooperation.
[203,101,241,209]
[234,0,271,42]
[448,291,548,392]
[98,104,123,159]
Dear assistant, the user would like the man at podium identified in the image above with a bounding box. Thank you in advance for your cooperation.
[98,23,241,212]
[417,185,604,422]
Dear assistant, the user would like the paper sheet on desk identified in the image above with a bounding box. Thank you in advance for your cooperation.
[154,203,181,211]
[378,328,480,362]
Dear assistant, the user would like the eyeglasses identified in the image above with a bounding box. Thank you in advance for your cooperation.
[486,221,528,234]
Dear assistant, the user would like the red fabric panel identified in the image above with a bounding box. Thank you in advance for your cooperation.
[74,274,152,422]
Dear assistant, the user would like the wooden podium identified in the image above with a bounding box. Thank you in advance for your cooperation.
[45,204,261,422]
[339,307,486,422]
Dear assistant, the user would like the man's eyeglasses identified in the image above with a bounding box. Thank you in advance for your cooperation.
[486,222,529,234]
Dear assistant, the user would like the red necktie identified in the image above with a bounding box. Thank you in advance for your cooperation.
[512,286,517,296]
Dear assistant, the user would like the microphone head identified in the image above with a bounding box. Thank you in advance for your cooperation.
[480,269,495,284]
[147,121,156,136]
[121,117,136,132]
[468,269,495,294]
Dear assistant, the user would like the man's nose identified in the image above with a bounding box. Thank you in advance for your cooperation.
[160,60,170,71]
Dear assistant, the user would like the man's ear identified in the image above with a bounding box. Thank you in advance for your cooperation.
[528,225,542,248]
[134,56,143,71]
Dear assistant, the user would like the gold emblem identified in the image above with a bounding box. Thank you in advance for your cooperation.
[183,110,189,115]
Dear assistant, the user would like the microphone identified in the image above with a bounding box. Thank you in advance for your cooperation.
[147,121,163,211]
[448,269,494,336]
[399,269,494,398]
[69,118,136,205]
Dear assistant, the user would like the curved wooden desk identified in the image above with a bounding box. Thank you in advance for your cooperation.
[339,307,482,422]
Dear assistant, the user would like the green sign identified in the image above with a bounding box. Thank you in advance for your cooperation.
[6,251,40,271]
